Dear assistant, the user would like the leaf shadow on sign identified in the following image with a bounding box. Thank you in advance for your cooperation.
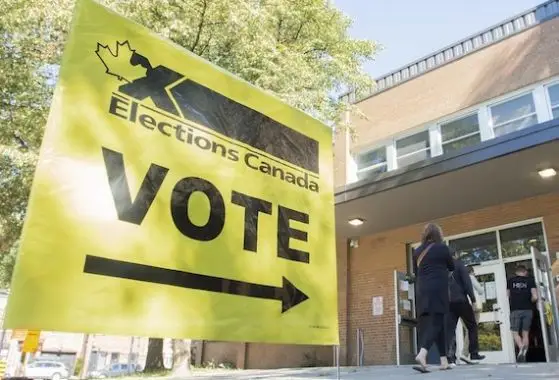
[40,68,335,353]
[53,69,255,340]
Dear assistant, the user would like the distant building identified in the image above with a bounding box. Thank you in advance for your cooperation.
[0,292,172,376]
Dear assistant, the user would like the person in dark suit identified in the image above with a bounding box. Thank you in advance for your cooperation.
[413,223,455,373]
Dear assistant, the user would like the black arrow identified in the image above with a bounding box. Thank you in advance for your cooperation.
[83,255,309,313]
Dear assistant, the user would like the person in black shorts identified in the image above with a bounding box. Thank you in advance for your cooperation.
[507,265,537,362]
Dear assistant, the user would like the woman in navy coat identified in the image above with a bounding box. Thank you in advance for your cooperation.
[413,223,455,373]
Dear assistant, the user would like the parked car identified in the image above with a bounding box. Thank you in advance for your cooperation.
[89,363,140,378]
[25,360,69,380]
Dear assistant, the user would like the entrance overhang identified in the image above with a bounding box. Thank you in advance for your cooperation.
[335,119,559,238]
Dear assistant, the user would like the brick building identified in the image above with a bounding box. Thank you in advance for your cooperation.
[335,0,559,367]
[200,0,559,369]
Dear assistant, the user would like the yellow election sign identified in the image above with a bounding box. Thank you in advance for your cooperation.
[5,0,338,345]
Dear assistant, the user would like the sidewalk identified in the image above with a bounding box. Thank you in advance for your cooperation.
[183,363,559,379]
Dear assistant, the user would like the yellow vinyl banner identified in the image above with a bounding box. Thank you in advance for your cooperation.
[4,0,338,345]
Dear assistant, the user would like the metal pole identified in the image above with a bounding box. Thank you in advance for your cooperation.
[394,270,400,366]
[0,307,6,358]
[544,253,559,355]
[127,337,134,374]
[336,345,340,380]
[355,329,359,366]
[78,334,90,380]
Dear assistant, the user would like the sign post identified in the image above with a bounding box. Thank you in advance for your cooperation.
[4,0,338,347]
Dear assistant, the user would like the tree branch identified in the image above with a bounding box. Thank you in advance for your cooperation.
[191,0,209,52]
[276,18,283,42]
[198,33,213,56]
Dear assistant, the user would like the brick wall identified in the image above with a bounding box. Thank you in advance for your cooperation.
[343,192,559,365]
[245,343,332,369]
[201,341,245,368]
[334,17,559,188]
[200,341,332,369]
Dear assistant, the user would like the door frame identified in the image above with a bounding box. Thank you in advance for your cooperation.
[468,262,514,363]
[531,246,559,362]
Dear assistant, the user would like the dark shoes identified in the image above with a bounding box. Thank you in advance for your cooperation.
[470,353,486,361]
[460,353,485,364]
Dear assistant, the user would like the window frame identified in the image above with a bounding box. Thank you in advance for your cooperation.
[395,129,432,168]
[545,81,559,119]
[487,91,538,137]
[438,112,482,154]
[353,145,389,178]
[411,218,549,262]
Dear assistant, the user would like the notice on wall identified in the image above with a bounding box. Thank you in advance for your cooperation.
[4,0,337,346]
[399,280,409,291]
[401,300,412,311]
[485,281,497,300]
[372,296,384,316]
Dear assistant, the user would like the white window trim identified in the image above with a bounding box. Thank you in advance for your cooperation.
[544,81,559,117]
[533,85,553,122]
[478,107,493,140]
[345,74,559,185]
[394,129,432,168]
[438,112,482,154]
[353,144,389,180]
[430,125,443,157]
[386,141,397,171]
[446,217,544,242]
[410,218,548,253]
[493,111,538,129]
[448,219,549,258]
[442,130,480,146]
[356,162,388,176]
[487,91,537,133]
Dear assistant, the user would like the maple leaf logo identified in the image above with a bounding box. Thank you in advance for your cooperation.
[95,41,147,83]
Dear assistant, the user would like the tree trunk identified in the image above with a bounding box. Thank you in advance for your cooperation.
[143,338,165,373]
[171,339,192,377]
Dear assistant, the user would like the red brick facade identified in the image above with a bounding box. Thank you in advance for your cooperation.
[338,192,559,365]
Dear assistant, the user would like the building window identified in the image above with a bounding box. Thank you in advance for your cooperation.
[449,232,498,265]
[490,93,538,137]
[110,353,119,364]
[440,114,481,154]
[499,222,547,258]
[548,83,559,119]
[355,147,387,179]
[396,131,430,168]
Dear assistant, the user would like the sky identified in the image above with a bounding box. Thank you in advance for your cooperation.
[335,0,544,78]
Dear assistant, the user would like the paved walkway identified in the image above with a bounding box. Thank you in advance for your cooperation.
[185,363,559,379]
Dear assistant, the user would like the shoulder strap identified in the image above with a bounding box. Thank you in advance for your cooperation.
[417,243,434,268]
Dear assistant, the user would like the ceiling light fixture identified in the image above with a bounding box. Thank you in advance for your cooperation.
[348,218,364,226]
[538,168,557,178]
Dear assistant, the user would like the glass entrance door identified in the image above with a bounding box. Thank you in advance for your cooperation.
[469,264,512,363]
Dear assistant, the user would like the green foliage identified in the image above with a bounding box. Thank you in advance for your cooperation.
[202,359,235,370]
[0,0,376,286]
